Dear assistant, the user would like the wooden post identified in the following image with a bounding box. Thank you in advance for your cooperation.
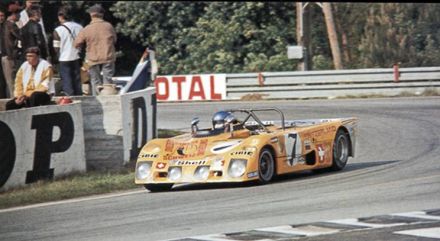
[296,2,305,71]
[322,2,343,70]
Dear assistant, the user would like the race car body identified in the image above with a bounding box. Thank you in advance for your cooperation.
[135,108,358,192]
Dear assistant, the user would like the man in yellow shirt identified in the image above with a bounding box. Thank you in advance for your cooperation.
[5,47,54,110]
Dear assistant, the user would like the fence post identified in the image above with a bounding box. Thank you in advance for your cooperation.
[258,72,264,86]
[393,63,400,83]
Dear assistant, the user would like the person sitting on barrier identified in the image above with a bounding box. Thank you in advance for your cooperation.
[5,47,54,110]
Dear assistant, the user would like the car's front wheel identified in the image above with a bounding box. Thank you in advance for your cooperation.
[258,148,275,184]
[144,184,173,192]
[331,129,349,171]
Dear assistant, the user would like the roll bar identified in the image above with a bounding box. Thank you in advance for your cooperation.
[224,107,285,131]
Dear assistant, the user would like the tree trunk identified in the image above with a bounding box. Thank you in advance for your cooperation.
[296,2,305,71]
[322,3,343,69]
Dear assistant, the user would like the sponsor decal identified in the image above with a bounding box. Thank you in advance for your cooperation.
[140,153,158,158]
[211,159,224,171]
[317,144,326,163]
[270,137,279,143]
[156,162,166,169]
[247,171,258,178]
[230,151,253,156]
[171,160,208,166]
[302,126,337,139]
[197,139,208,155]
[155,74,226,101]
[164,139,208,157]
[210,140,242,154]
[304,140,312,151]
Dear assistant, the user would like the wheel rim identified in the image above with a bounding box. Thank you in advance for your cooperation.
[259,151,274,181]
[335,135,348,163]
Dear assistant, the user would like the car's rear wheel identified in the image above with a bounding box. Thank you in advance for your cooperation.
[331,129,349,171]
[258,148,275,184]
[144,184,173,192]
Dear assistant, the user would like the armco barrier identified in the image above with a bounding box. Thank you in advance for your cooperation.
[113,67,440,101]
[226,67,440,99]
[70,87,156,171]
[0,102,86,191]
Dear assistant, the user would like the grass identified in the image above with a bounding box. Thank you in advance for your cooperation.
[0,129,186,210]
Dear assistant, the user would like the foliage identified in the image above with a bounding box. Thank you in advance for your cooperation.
[357,3,440,68]
[17,2,440,75]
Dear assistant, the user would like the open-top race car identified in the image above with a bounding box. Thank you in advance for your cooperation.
[135,108,358,192]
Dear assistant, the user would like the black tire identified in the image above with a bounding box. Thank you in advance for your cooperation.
[144,184,173,192]
[258,148,275,184]
[331,129,349,171]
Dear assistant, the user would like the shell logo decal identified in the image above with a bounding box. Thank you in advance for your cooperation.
[210,140,242,154]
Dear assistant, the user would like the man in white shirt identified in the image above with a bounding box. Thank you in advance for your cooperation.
[53,6,83,96]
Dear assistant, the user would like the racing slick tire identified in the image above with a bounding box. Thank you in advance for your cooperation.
[144,184,173,192]
[258,148,275,184]
[330,129,349,171]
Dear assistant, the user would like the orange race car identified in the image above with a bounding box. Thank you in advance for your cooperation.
[135,108,358,192]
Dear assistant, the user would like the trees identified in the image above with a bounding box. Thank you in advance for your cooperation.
[357,3,440,68]
[34,2,440,75]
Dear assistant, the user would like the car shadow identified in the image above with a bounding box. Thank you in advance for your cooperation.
[272,159,400,184]
[158,160,400,193]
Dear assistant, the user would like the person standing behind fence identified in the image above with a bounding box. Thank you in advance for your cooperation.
[74,4,117,96]
[20,5,49,61]
[2,11,21,98]
[0,9,7,98]
[53,6,83,96]
[16,0,47,42]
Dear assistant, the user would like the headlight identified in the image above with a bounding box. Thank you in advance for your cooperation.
[168,167,182,181]
[194,166,210,180]
[136,162,152,180]
[228,159,247,178]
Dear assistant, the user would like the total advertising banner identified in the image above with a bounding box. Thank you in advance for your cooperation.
[154,74,226,101]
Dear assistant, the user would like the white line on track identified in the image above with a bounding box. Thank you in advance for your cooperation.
[175,234,242,241]
[326,218,405,228]
[255,225,340,236]
[0,189,145,214]
[395,227,440,239]
[392,211,440,221]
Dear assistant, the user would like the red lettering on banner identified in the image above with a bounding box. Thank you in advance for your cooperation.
[188,76,206,100]
[210,75,222,100]
[155,77,169,100]
[172,76,186,100]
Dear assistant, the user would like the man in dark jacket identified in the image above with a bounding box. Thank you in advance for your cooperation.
[2,12,21,98]
[20,6,48,63]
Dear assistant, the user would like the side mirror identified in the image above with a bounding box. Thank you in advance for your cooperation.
[191,117,200,135]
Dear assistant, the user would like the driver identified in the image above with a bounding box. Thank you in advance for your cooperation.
[212,111,238,132]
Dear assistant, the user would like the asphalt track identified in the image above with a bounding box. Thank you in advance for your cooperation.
[1,97,440,241]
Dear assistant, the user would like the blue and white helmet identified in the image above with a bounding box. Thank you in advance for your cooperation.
[212,111,237,130]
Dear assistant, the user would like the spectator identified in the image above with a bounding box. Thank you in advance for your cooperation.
[6,1,21,14]
[139,46,158,88]
[0,9,7,98]
[5,47,54,110]
[2,11,21,98]
[20,5,49,61]
[16,0,47,42]
[74,4,117,96]
[53,6,83,96]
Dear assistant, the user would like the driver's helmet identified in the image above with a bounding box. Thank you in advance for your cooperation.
[212,111,237,130]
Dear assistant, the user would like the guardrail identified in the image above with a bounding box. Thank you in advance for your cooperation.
[226,67,440,99]
[111,66,440,101]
